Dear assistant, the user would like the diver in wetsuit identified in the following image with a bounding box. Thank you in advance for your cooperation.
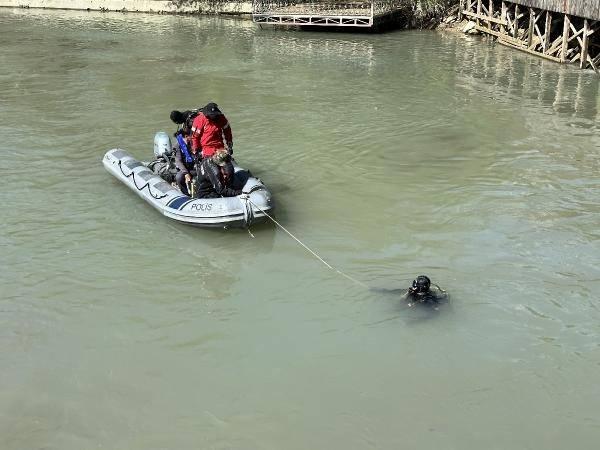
[194,149,241,199]
[404,275,448,309]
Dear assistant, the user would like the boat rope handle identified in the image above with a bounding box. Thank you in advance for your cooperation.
[119,160,167,200]
[243,195,368,289]
[239,194,253,228]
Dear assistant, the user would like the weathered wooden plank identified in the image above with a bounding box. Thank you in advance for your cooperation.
[532,10,545,49]
[561,14,570,62]
[501,1,508,33]
[581,18,590,68]
[508,0,600,21]
[543,11,552,52]
[591,53,600,72]
[497,33,563,61]
[546,34,564,55]
[528,7,535,47]
[461,9,508,25]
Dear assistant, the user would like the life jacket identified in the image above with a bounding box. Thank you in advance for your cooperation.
[175,133,194,164]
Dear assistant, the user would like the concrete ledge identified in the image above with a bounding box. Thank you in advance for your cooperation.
[0,0,252,15]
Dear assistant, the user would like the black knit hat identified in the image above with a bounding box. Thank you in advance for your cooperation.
[170,110,185,124]
[203,102,222,119]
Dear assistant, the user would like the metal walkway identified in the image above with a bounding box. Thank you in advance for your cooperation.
[252,1,405,28]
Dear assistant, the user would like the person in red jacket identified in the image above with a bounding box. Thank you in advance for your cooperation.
[190,102,233,159]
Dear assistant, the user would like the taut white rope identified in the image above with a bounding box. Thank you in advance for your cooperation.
[245,196,368,289]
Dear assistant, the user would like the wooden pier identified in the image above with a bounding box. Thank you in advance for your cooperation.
[460,0,600,70]
[252,1,406,28]
[455,27,600,120]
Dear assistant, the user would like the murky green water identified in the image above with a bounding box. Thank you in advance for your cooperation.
[1,8,599,450]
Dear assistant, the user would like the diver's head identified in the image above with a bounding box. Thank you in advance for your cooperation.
[409,275,431,295]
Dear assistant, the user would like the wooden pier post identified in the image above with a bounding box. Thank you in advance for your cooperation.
[513,4,519,39]
[501,1,508,34]
[581,18,590,68]
[528,8,535,48]
[561,15,570,63]
[543,11,552,53]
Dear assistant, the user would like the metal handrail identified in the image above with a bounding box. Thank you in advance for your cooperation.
[252,0,407,17]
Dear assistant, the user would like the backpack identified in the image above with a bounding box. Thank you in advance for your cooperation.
[181,108,202,136]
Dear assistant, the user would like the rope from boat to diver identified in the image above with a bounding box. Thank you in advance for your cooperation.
[240,194,368,289]
[119,160,167,200]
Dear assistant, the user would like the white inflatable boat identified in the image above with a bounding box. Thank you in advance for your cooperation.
[103,145,274,228]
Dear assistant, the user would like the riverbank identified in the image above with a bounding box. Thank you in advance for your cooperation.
[0,1,457,24]
[0,0,252,15]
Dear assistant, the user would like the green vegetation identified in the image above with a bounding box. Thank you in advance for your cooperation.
[410,0,459,27]
[171,0,247,14]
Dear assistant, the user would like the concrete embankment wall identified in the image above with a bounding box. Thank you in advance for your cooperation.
[0,0,252,15]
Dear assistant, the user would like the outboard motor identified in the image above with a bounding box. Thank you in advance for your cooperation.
[153,131,172,159]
